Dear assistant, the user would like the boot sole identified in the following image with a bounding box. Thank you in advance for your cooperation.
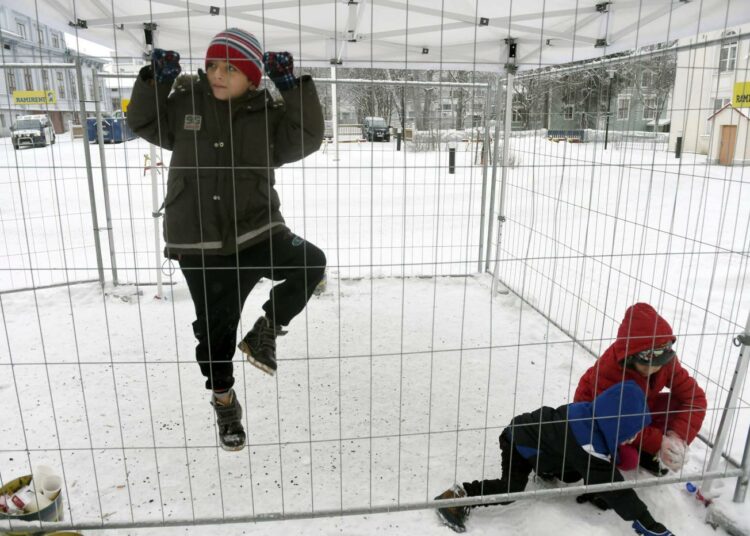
[220,442,246,452]
[238,340,276,376]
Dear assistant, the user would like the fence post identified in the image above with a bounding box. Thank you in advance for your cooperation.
[477,82,493,273]
[75,58,106,287]
[734,422,750,502]
[490,65,515,291]
[484,76,504,271]
[448,146,456,174]
[92,69,119,285]
[331,65,339,162]
[703,310,750,497]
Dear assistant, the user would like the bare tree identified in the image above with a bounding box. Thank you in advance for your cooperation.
[615,47,676,130]
[512,42,676,132]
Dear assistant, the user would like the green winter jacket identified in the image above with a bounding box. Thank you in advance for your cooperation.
[127,70,324,257]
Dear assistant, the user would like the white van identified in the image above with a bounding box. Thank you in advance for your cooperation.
[10,114,56,149]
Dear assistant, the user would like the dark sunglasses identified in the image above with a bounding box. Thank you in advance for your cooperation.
[631,342,675,366]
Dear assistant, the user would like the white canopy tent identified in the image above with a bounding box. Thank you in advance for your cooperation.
[5,0,748,71]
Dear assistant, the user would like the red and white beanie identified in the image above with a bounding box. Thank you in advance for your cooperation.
[205,28,264,88]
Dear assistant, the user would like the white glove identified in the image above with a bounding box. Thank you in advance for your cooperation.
[659,431,688,471]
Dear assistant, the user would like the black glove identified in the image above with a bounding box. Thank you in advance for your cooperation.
[140,48,181,84]
[263,51,296,90]
[576,493,610,511]
[632,519,675,536]
[639,451,669,477]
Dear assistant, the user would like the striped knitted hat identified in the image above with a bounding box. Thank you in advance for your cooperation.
[205,28,264,88]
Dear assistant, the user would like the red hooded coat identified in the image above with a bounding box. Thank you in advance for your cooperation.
[574,303,707,454]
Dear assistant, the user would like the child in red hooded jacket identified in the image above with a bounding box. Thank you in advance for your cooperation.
[574,303,707,475]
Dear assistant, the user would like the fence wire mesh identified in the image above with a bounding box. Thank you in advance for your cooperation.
[0,1,749,535]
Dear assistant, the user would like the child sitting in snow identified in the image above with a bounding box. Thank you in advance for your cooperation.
[435,381,675,536]
[575,303,707,476]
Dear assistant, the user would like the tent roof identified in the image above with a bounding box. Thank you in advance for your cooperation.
[8,0,749,72]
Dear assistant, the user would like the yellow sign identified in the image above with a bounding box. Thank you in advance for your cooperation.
[734,82,750,108]
[121,98,130,113]
[13,90,57,105]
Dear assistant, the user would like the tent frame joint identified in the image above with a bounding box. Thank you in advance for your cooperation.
[68,18,88,29]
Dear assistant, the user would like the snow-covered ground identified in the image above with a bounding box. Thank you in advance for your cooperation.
[0,133,748,535]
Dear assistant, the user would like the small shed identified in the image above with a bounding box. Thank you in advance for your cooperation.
[707,103,750,165]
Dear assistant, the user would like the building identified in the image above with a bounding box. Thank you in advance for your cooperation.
[0,5,112,136]
[510,45,676,134]
[706,103,750,165]
[669,27,750,161]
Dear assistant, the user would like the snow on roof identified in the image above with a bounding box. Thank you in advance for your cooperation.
[3,0,748,72]
[646,118,671,126]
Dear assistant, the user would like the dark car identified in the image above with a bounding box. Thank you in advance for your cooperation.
[362,116,390,142]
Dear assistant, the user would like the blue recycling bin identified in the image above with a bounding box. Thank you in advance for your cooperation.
[86,112,136,143]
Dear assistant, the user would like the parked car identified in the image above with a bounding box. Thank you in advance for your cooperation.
[10,115,56,150]
[86,110,136,143]
[362,116,390,142]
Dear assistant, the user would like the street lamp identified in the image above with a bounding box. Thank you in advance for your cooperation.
[604,69,616,150]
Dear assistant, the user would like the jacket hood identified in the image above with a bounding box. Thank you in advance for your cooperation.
[567,380,651,461]
[613,303,675,360]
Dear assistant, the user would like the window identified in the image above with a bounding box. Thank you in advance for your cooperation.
[643,97,657,120]
[56,71,65,98]
[16,22,26,39]
[42,70,50,90]
[0,115,5,128]
[713,97,731,113]
[617,97,630,120]
[719,42,737,72]
[6,71,17,93]
[68,72,77,99]
[563,104,574,120]
[641,71,655,88]
[442,103,452,111]
[52,33,59,48]
[23,68,33,90]
[37,27,45,45]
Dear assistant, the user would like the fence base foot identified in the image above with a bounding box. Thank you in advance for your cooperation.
[705,502,750,536]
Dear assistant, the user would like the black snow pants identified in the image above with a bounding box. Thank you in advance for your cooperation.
[179,229,326,391]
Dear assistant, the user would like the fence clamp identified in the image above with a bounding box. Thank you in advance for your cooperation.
[143,22,158,46]
[734,333,750,347]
